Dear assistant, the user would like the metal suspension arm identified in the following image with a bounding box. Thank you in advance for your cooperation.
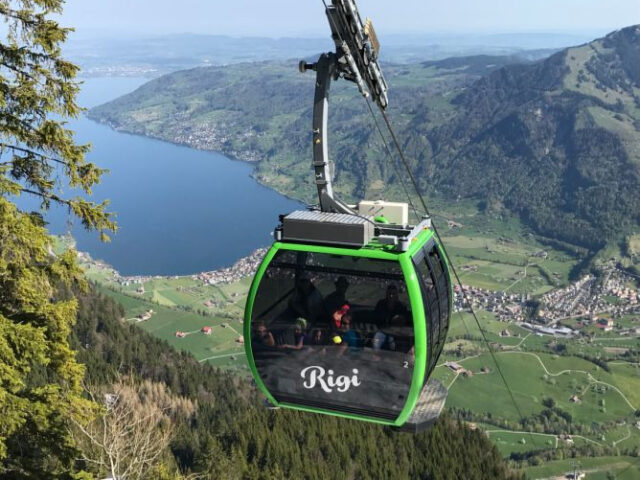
[300,54,355,214]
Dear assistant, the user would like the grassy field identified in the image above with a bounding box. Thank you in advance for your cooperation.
[486,430,557,457]
[97,287,249,373]
[525,456,640,480]
[433,204,580,294]
[443,350,637,427]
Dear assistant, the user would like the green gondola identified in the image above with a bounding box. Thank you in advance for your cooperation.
[244,0,452,431]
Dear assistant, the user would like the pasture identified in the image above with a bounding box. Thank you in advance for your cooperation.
[97,287,248,372]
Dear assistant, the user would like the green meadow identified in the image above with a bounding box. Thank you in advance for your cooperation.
[97,287,248,373]
[525,456,640,480]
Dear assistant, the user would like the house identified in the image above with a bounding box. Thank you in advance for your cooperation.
[237,336,244,344]
[445,362,463,372]
[175,331,186,338]
[136,309,153,322]
[598,318,614,331]
[500,329,511,337]
[201,326,212,335]
[204,300,214,308]
[136,285,145,294]
[564,473,585,480]
[569,395,581,404]
[559,434,574,445]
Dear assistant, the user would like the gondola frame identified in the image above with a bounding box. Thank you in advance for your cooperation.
[244,226,450,427]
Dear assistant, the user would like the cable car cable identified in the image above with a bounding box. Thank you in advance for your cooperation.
[363,98,420,221]
[361,98,472,337]
[374,104,536,443]
[318,0,477,347]
[324,0,530,426]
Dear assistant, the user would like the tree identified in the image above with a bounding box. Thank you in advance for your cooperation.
[0,0,113,236]
[0,0,114,476]
[72,377,174,479]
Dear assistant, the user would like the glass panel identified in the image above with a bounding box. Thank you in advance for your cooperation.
[427,246,450,350]
[251,249,414,419]
[412,246,440,376]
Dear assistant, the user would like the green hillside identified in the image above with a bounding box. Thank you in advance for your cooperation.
[90,26,640,257]
[422,26,640,250]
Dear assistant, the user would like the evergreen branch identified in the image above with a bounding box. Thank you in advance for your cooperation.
[0,142,68,166]
[0,5,38,28]
[20,186,66,204]
[0,60,37,81]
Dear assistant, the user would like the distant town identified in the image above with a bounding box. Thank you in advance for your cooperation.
[455,266,639,338]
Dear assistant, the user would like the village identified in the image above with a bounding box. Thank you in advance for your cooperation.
[88,247,270,288]
[454,266,639,339]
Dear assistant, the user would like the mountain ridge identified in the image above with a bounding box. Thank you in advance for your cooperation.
[89,25,640,254]
[419,25,640,249]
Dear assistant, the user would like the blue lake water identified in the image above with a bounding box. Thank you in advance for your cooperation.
[24,77,301,276]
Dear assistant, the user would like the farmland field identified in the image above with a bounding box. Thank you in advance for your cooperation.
[97,287,248,372]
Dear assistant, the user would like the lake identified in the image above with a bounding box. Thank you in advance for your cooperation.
[22,77,301,276]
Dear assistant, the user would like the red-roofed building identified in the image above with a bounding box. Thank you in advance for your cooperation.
[202,326,212,335]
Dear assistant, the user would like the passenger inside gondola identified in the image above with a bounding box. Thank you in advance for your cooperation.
[278,317,308,350]
[323,276,350,316]
[375,285,408,326]
[288,277,324,323]
[308,328,327,345]
[254,322,275,347]
[328,303,350,336]
[336,312,361,356]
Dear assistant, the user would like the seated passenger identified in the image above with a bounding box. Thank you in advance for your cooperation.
[323,276,350,316]
[338,313,361,355]
[254,322,275,347]
[328,303,350,336]
[372,314,409,352]
[278,318,307,350]
[307,328,328,346]
[375,285,408,326]
[389,314,413,352]
[307,328,329,356]
[288,277,324,323]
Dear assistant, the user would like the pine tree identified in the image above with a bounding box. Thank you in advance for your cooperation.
[0,0,114,476]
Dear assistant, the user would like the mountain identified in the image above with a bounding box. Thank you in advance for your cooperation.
[418,26,640,249]
[89,26,640,253]
[67,32,565,78]
[87,56,532,200]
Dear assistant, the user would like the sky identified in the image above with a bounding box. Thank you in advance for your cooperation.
[62,0,640,37]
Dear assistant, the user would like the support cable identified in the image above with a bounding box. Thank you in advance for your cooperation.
[377,108,534,438]
[363,98,420,221]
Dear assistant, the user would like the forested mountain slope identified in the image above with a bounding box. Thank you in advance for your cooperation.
[419,25,640,249]
[67,287,522,479]
[90,26,640,251]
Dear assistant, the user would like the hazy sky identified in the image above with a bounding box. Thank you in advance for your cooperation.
[62,0,640,37]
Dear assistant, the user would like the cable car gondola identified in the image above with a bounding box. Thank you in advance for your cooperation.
[244,0,451,432]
